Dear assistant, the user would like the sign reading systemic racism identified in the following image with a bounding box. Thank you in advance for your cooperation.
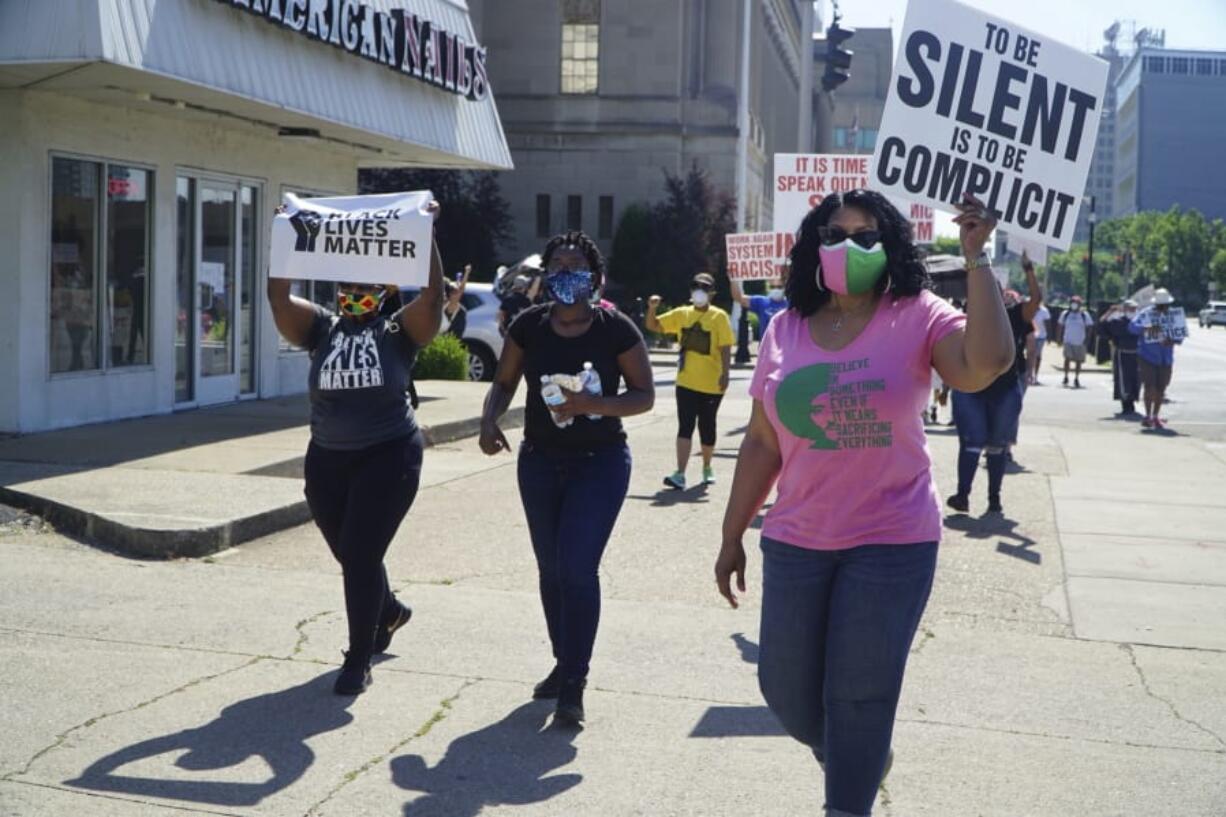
[870,0,1109,251]
[726,232,795,281]
[773,154,935,244]
[270,191,435,286]
[214,0,490,101]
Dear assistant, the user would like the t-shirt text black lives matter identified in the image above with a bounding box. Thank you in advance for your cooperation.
[306,306,418,450]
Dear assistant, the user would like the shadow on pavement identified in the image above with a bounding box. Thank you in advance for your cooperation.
[943,513,1041,565]
[690,706,786,738]
[626,486,711,507]
[393,701,580,817]
[67,670,352,807]
[731,633,760,665]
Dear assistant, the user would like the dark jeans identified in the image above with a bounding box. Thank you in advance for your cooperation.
[675,385,723,446]
[517,441,632,682]
[304,430,424,660]
[758,537,937,817]
[952,381,1023,501]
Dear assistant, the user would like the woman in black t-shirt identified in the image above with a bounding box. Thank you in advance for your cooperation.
[480,230,655,726]
[268,201,445,697]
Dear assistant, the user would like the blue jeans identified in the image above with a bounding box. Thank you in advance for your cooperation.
[517,441,632,682]
[952,380,1023,500]
[758,537,938,817]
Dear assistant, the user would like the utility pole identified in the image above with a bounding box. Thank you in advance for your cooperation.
[1085,195,1097,305]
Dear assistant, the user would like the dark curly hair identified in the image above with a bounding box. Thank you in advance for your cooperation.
[786,189,928,317]
[542,230,606,285]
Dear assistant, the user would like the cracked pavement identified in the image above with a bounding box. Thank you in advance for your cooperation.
[2,336,1226,816]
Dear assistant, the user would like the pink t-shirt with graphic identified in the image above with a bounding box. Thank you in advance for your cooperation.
[749,291,966,551]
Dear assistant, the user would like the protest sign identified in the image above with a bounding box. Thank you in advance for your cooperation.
[1136,306,1188,342]
[892,198,935,244]
[270,191,434,286]
[726,232,794,281]
[773,153,870,236]
[870,0,1108,251]
[999,231,1049,265]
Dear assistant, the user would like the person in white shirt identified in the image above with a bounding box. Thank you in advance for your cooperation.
[1058,296,1094,388]
[1029,302,1050,384]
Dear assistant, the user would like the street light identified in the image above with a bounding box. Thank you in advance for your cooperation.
[1085,195,1097,306]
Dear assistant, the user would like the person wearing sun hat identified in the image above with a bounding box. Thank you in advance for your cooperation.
[1129,288,1182,429]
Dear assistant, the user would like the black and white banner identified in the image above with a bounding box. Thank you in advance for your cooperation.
[871,0,1109,251]
[270,191,434,286]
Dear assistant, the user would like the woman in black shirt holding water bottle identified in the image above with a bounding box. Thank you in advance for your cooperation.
[480,230,654,725]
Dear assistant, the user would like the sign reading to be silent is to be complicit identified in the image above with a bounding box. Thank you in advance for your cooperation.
[213,0,490,101]
[871,0,1109,251]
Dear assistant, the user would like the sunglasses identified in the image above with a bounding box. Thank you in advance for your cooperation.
[819,226,882,249]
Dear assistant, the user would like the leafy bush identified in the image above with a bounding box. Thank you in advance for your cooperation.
[414,333,469,381]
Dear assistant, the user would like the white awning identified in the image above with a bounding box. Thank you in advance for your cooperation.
[0,0,512,169]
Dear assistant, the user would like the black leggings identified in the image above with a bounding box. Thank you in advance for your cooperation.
[676,385,724,447]
[304,430,424,660]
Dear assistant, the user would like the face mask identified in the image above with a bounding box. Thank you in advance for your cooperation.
[1071,304,1082,312]
[691,289,710,307]
[545,269,593,305]
[768,288,785,302]
[338,288,384,316]
[817,240,888,295]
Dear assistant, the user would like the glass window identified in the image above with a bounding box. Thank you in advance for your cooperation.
[561,23,600,94]
[536,194,552,238]
[1170,57,1189,75]
[1219,59,1226,76]
[833,127,848,148]
[567,195,582,231]
[1196,58,1213,76]
[105,166,151,367]
[1145,56,1165,74]
[200,186,236,377]
[598,195,614,239]
[859,128,879,150]
[175,177,195,402]
[240,185,258,394]
[50,158,101,373]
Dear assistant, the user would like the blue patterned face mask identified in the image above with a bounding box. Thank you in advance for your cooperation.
[545,269,594,305]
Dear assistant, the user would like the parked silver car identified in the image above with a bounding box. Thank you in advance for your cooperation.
[1198,301,1226,328]
[458,283,504,381]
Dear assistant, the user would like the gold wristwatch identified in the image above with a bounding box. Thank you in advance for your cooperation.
[964,252,991,271]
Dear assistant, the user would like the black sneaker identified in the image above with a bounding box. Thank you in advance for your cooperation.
[946,493,970,513]
[987,497,1004,514]
[334,652,372,696]
[554,678,586,725]
[374,603,413,654]
[533,666,562,700]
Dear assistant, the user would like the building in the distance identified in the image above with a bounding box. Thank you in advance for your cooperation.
[1072,26,1129,243]
[0,0,510,434]
[1114,45,1226,222]
[813,27,893,156]
[469,0,814,257]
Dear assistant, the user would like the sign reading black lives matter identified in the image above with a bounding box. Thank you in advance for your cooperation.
[270,191,435,287]
[871,0,1109,251]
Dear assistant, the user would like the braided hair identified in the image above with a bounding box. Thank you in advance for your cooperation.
[786,189,928,317]
[542,230,606,284]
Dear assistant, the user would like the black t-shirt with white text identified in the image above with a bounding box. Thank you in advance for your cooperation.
[306,306,418,450]
[508,304,643,452]
[983,303,1033,397]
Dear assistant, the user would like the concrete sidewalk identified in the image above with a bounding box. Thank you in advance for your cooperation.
[0,382,523,559]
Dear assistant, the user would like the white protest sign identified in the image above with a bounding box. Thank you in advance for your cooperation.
[773,154,871,236]
[1000,231,1049,265]
[726,232,794,281]
[1136,306,1187,342]
[270,191,434,286]
[870,0,1108,251]
[892,197,936,244]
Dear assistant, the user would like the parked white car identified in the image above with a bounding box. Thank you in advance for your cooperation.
[1198,301,1226,328]
[458,283,504,381]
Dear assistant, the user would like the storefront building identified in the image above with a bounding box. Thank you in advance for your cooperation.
[0,0,510,434]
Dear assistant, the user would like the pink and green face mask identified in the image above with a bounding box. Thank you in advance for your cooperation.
[818,239,888,295]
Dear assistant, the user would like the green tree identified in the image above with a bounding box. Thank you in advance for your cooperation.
[358,168,513,280]
[608,203,655,300]
[1210,248,1226,295]
[929,236,962,256]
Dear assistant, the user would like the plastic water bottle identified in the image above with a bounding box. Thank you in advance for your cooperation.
[540,375,572,428]
[580,362,603,420]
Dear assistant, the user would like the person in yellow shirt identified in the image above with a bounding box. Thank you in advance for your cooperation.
[646,273,735,489]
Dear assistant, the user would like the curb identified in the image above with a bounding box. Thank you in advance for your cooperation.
[0,407,524,560]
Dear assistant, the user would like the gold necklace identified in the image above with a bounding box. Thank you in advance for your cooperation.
[830,299,875,333]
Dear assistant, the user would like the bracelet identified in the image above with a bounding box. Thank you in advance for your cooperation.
[964,252,990,271]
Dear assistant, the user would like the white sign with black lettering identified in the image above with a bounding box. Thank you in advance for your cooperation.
[270,191,434,286]
[871,0,1108,251]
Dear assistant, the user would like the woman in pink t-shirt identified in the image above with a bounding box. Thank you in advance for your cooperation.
[716,190,1014,816]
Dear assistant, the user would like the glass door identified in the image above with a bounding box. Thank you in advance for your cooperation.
[196,183,241,406]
